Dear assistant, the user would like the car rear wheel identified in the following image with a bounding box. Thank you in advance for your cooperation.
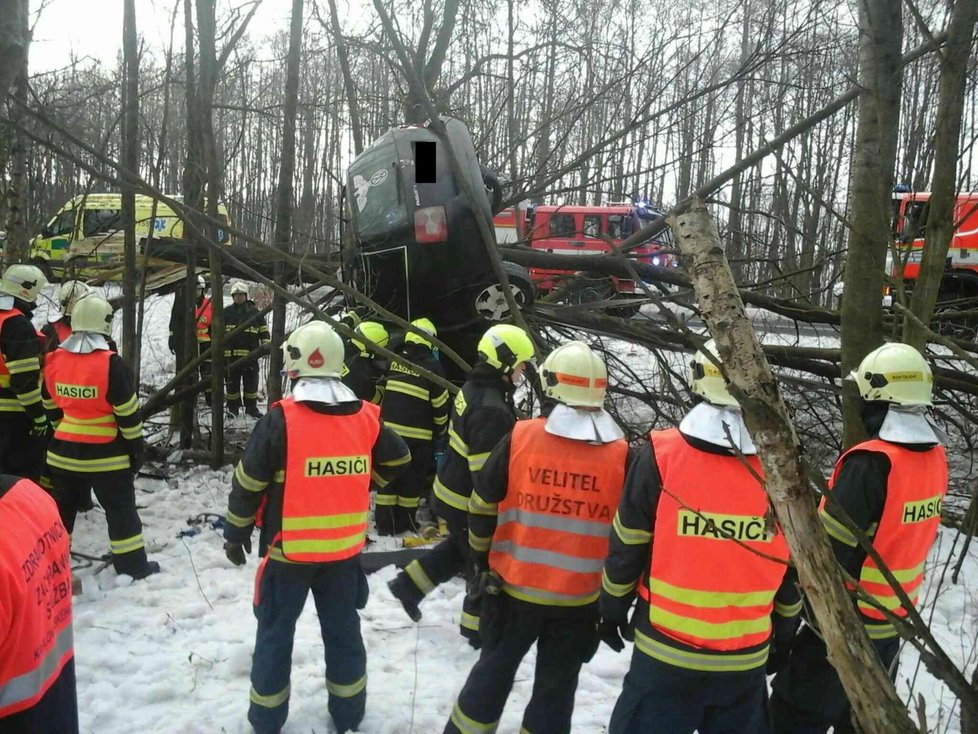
[474,262,535,321]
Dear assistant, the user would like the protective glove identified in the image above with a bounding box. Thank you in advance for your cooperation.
[224,537,252,566]
[128,441,145,474]
[466,568,501,606]
[598,617,631,652]
[30,417,53,441]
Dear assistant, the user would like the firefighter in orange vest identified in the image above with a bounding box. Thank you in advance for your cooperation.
[770,343,947,734]
[0,474,77,734]
[0,264,50,481]
[168,274,213,402]
[42,281,91,353]
[41,294,159,580]
[601,339,799,734]
[445,341,630,734]
[222,320,410,734]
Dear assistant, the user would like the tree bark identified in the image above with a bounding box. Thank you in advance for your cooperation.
[671,199,917,734]
[2,0,28,265]
[121,0,140,373]
[268,0,303,404]
[903,0,978,349]
[839,0,904,447]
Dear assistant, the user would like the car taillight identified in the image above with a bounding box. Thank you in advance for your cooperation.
[414,206,448,243]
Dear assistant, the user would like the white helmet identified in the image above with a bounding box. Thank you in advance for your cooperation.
[690,339,737,407]
[283,320,344,378]
[197,274,207,289]
[1,264,48,304]
[539,340,608,408]
[230,282,249,297]
[71,294,114,336]
[850,343,933,406]
[59,280,91,314]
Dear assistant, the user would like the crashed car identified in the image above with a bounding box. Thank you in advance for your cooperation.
[341,116,534,370]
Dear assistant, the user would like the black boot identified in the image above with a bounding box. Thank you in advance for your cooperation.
[375,506,397,537]
[245,405,263,419]
[132,561,161,580]
[388,575,423,622]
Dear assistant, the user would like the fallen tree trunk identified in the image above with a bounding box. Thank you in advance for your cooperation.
[670,199,917,733]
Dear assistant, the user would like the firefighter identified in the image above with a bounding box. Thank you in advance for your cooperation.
[0,263,50,481]
[224,281,270,419]
[387,323,534,647]
[445,341,629,734]
[42,294,159,580]
[222,320,410,734]
[169,274,213,403]
[0,474,77,734]
[600,339,799,734]
[42,280,90,352]
[376,317,449,535]
[341,320,389,405]
[770,343,947,734]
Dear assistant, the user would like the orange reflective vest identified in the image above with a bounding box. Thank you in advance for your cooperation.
[279,397,380,562]
[490,418,627,606]
[827,439,947,625]
[44,350,118,444]
[0,478,74,718]
[196,297,212,343]
[0,309,44,390]
[52,319,71,344]
[639,428,790,652]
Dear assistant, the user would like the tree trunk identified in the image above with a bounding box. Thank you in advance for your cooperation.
[325,0,363,156]
[268,0,303,404]
[671,200,917,734]
[840,0,904,447]
[3,0,29,266]
[180,0,202,448]
[903,0,978,349]
[121,0,140,373]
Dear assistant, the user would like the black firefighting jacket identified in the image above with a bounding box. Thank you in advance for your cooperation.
[223,300,270,359]
[0,302,46,427]
[432,363,518,515]
[379,343,449,443]
[223,399,410,556]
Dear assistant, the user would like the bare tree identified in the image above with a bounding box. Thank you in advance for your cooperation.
[121,0,140,371]
[904,0,978,349]
[839,0,904,447]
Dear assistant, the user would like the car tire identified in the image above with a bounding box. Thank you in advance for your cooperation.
[473,262,535,321]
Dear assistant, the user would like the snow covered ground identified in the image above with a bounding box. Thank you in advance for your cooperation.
[26,282,978,733]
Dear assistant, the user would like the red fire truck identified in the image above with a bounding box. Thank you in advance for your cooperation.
[891,190,978,293]
[494,203,675,314]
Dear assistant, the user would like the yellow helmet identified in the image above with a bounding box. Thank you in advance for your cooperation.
[689,339,737,407]
[59,280,92,314]
[282,321,344,378]
[404,317,437,348]
[477,324,535,374]
[539,340,607,407]
[1,264,48,304]
[850,343,933,406]
[71,294,114,336]
[351,321,389,353]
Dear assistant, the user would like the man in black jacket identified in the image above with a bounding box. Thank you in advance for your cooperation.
[224,282,270,418]
[387,323,534,647]
[223,320,410,734]
[376,318,449,535]
[0,264,50,481]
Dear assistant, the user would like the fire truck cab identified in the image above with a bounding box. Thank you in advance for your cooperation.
[889,190,978,334]
[494,202,674,314]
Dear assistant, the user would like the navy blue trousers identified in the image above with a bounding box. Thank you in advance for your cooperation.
[248,555,369,734]
[609,647,770,734]
[769,625,899,734]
